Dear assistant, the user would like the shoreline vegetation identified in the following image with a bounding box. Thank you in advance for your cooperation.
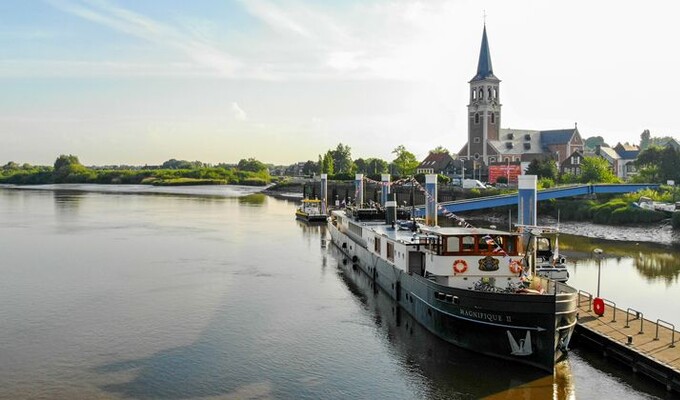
[0,155,272,187]
[3,152,680,230]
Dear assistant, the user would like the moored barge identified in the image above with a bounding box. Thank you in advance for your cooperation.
[328,201,578,372]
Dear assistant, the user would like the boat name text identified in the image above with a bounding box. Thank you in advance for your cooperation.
[460,309,512,322]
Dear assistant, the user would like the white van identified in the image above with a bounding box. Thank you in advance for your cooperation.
[462,179,487,189]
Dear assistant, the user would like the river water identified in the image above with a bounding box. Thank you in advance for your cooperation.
[0,186,676,399]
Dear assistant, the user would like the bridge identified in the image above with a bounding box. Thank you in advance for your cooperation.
[413,183,660,216]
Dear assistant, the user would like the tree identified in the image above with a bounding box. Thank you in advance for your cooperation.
[237,158,268,173]
[354,158,367,174]
[54,154,81,171]
[640,129,651,150]
[321,151,334,174]
[2,161,19,171]
[331,143,354,174]
[429,146,450,154]
[365,158,388,175]
[354,157,388,175]
[635,145,680,183]
[391,145,419,176]
[53,154,93,183]
[302,160,318,175]
[580,156,618,183]
[584,136,609,151]
[161,159,203,169]
[526,158,557,180]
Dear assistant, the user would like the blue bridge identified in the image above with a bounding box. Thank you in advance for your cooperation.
[413,183,660,216]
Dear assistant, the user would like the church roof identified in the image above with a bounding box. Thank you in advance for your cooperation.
[492,129,544,156]
[471,25,498,82]
[540,129,577,145]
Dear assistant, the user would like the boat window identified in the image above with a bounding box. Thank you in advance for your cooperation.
[374,237,381,254]
[492,236,504,250]
[349,222,362,237]
[387,242,395,262]
[446,236,460,253]
[477,236,491,253]
[478,236,493,253]
[462,236,475,252]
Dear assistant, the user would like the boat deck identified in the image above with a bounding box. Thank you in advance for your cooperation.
[575,293,680,393]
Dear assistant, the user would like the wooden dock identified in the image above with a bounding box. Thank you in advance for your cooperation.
[573,291,680,394]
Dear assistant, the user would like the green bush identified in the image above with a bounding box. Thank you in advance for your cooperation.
[555,199,597,220]
[538,178,555,189]
[672,212,680,229]
[609,206,666,224]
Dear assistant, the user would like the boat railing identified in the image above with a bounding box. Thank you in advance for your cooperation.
[532,276,575,296]
[654,320,676,348]
[625,307,645,334]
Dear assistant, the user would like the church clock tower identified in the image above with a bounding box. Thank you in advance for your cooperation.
[466,25,501,164]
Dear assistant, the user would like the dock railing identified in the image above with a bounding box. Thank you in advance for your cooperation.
[603,298,617,322]
[578,290,593,311]
[654,319,676,348]
[625,307,645,334]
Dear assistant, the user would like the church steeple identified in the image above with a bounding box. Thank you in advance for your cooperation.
[461,24,502,164]
[471,25,497,82]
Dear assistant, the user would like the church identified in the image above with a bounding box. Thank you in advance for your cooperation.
[457,25,584,174]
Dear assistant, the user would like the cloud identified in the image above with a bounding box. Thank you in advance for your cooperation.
[231,102,247,121]
[44,0,241,77]
[36,0,464,82]
[238,0,311,37]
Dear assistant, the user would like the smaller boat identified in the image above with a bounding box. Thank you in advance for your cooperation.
[295,199,328,222]
[535,233,569,283]
[632,196,680,215]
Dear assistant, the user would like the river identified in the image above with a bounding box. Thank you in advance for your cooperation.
[0,186,675,399]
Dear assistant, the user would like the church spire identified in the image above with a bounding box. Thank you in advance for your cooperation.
[472,25,497,82]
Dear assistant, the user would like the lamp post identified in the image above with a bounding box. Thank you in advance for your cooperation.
[593,248,603,297]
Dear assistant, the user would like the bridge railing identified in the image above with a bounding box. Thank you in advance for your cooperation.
[416,183,661,213]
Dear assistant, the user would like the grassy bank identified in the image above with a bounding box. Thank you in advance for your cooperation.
[0,165,271,186]
[548,188,673,225]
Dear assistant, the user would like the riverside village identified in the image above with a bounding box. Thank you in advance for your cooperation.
[1,6,680,400]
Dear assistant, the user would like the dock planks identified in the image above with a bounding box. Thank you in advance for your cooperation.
[574,293,680,393]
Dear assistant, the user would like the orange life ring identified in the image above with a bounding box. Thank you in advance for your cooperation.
[509,259,523,274]
[453,259,468,274]
[593,297,605,316]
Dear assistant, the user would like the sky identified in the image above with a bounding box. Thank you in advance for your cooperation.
[1,0,679,166]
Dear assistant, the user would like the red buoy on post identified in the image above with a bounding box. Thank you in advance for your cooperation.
[593,297,605,316]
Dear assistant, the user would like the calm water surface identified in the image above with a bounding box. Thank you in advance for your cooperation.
[0,187,675,399]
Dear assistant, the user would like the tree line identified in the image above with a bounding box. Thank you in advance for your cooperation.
[0,155,272,186]
[303,143,442,179]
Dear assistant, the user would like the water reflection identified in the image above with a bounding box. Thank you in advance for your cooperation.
[53,191,83,215]
[559,234,680,284]
[238,193,266,205]
[328,246,575,400]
